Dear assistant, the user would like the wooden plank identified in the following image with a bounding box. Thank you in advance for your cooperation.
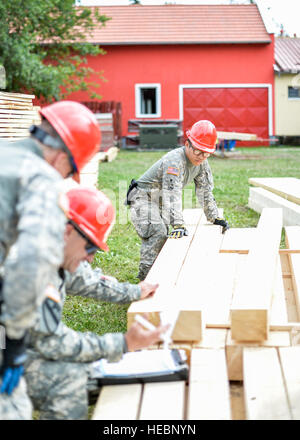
[217,131,257,141]
[220,227,256,253]
[243,347,291,420]
[203,253,239,326]
[285,226,300,320]
[127,209,204,331]
[0,92,35,100]
[249,177,300,206]
[78,173,98,189]
[92,384,142,420]
[248,187,300,227]
[193,328,227,349]
[139,381,185,420]
[270,255,289,325]
[230,208,283,342]
[226,331,290,381]
[230,382,246,420]
[279,346,300,419]
[187,349,231,420]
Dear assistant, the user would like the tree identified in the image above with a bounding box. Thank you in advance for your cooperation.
[0,0,110,101]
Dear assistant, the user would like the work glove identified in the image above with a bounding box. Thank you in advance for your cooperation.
[169,225,189,239]
[213,217,230,234]
[0,334,27,395]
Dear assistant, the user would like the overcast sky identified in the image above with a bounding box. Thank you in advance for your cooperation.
[76,0,300,36]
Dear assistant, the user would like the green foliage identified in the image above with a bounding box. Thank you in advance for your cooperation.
[0,0,110,100]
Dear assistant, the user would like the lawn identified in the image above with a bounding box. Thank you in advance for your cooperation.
[63,146,300,337]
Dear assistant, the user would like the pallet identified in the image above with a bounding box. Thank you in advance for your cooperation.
[92,211,300,420]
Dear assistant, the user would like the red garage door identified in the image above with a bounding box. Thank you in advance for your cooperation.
[183,87,269,146]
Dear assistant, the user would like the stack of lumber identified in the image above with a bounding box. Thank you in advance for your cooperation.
[248,177,300,226]
[94,113,115,152]
[62,148,119,191]
[92,208,300,420]
[0,91,40,141]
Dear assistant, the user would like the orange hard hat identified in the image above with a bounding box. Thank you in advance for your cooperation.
[186,120,217,154]
[40,101,101,182]
[66,187,115,252]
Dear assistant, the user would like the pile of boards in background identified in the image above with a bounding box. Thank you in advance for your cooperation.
[248,177,300,226]
[93,206,300,420]
[0,91,41,141]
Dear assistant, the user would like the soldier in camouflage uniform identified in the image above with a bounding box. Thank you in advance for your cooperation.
[24,187,164,420]
[126,120,230,281]
[0,101,101,420]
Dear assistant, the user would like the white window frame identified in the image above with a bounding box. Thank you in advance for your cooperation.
[179,83,273,136]
[135,83,161,118]
[288,85,300,100]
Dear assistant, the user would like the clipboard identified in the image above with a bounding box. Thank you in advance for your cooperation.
[90,349,189,385]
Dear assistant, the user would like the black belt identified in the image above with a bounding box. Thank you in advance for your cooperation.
[125,179,138,206]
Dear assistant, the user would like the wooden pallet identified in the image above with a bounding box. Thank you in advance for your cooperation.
[92,210,300,420]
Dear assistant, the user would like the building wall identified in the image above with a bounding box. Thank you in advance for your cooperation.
[275,73,300,136]
[67,38,275,137]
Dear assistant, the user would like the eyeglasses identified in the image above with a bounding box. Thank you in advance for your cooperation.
[189,144,210,158]
[68,220,100,255]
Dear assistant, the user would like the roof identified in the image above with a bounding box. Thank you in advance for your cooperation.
[86,4,271,45]
[275,37,300,73]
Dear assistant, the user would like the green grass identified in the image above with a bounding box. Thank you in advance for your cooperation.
[63,146,300,336]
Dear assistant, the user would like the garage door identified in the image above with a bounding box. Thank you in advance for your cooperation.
[183,87,270,146]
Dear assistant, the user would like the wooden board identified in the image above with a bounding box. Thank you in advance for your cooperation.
[187,349,231,420]
[249,177,300,206]
[243,347,291,420]
[92,384,142,420]
[248,187,300,227]
[230,208,283,342]
[220,228,256,253]
[226,331,290,381]
[139,381,185,420]
[127,209,205,333]
[217,131,257,141]
[285,226,300,320]
[279,346,300,419]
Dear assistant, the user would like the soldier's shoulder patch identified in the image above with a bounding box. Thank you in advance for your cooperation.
[166,166,180,176]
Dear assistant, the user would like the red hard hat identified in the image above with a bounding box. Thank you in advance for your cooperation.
[40,101,101,183]
[186,120,217,153]
[66,187,115,252]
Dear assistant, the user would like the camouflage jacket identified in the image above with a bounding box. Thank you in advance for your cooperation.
[28,261,141,363]
[0,138,66,339]
[136,146,219,226]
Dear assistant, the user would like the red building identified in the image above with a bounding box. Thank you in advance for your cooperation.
[68,4,274,145]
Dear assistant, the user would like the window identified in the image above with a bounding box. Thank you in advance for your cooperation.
[135,84,161,118]
[288,86,300,99]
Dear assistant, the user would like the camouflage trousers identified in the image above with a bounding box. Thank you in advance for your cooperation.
[0,376,32,420]
[25,355,91,420]
[130,188,168,280]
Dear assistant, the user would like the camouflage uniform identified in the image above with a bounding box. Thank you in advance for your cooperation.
[0,138,66,420]
[25,261,141,420]
[128,146,219,280]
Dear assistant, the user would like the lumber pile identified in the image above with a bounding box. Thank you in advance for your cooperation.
[93,208,300,421]
[0,91,41,141]
[248,177,300,226]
